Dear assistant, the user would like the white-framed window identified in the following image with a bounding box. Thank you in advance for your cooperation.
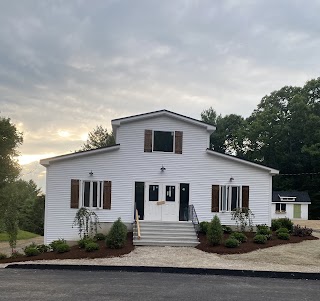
[153,130,174,152]
[220,185,241,212]
[275,203,286,213]
[81,180,104,209]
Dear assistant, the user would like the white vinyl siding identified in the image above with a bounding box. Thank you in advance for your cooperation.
[44,115,273,243]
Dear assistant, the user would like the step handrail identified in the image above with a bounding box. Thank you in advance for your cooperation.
[188,204,200,233]
[135,209,141,240]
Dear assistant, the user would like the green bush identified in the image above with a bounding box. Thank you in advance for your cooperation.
[230,232,247,243]
[257,228,272,240]
[94,233,106,241]
[85,242,99,252]
[55,243,70,253]
[272,218,293,232]
[222,225,233,234]
[50,238,67,251]
[24,245,40,257]
[253,234,267,244]
[256,224,270,231]
[276,227,289,235]
[207,215,223,246]
[106,218,128,249]
[10,251,23,258]
[292,225,313,237]
[277,232,290,240]
[199,221,209,234]
[0,253,8,260]
[78,237,95,249]
[36,244,50,253]
[225,238,240,248]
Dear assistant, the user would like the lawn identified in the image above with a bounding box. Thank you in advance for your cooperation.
[0,230,39,242]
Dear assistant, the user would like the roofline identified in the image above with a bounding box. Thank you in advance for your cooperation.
[206,149,279,175]
[272,202,311,204]
[40,144,120,167]
[111,109,216,133]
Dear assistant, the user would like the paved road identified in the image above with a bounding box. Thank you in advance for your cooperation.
[0,269,319,301]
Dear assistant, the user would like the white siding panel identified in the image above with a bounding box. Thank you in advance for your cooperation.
[45,116,273,243]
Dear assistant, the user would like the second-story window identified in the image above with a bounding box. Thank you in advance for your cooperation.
[153,131,174,152]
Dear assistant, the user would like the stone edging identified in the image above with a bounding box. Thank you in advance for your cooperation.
[5,264,320,280]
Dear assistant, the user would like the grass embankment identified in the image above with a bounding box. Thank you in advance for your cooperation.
[0,230,39,241]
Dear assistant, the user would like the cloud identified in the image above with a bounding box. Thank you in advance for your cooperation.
[1,0,319,191]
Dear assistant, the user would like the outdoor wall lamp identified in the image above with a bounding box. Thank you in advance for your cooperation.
[160,165,166,172]
[229,176,234,182]
[89,171,94,176]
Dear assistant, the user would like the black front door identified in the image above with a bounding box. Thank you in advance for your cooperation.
[179,183,189,221]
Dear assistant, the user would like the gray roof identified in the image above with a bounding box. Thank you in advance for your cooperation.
[272,191,311,203]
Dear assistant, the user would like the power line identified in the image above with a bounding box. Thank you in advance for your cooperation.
[277,172,320,176]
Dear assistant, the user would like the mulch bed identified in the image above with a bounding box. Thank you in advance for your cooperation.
[0,233,134,264]
[196,232,319,255]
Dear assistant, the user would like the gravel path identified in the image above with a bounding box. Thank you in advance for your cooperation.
[0,236,43,256]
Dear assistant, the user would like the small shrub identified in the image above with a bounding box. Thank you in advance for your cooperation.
[106,218,128,249]
[50,238,67,251]
[85,242,99,252]
[222,225,233,234]
[253,234,267,244]
[277,232,290,240]
[199,221,209,234]
[94,233,106,241]
[55,243,70,253]
[0,253,8,260]
[272,218,293,232]
[256,224,269,231]
[36,244,51,253]
[207,215,223,246]
[257,228,272,240]
[10,251,23,258]
[225,238,240,248]
[78,237,95,249]
[276,227,289,235]
[24,245,40,257]
[230,232,247,243]
[292,225,313,237]
[271,219,282,231]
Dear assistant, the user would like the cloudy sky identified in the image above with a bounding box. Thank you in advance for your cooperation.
[1,0,319,191]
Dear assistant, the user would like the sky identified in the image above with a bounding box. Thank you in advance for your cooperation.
[1,0,320,192]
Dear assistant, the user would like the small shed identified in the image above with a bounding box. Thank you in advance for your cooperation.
[272,191,311,220]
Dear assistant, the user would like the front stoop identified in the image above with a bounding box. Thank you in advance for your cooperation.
[133,221,199,247]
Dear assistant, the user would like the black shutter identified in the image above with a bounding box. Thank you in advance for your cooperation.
[175,131,183,154]
[103,181,112,209]
[211,185,219,212]
[144,130,152,152]
[242,186,249,208]
[71,179,79,208]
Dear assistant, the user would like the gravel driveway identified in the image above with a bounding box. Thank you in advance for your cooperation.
[0,236,43,256]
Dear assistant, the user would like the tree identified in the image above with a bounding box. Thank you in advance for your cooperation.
[79,125,115,151]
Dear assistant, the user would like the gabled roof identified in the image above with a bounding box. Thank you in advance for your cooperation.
[40,144,120,166]
[206,149,279,175]
[272,191,311,203]
[111,109,216,133]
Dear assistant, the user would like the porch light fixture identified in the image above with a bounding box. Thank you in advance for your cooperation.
[229,176,234,182]
[160,165,166,172]
[89,171,94,176]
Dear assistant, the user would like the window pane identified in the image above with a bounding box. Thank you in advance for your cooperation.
[231,186,238,210]
[84,181,90,207]
[93,182,98,207]
[153,131,174,152]
[166,186,175,202]
[149,185,159,201]
[221,186,227,211]
[276,203,280,211]
[281,204,286,211]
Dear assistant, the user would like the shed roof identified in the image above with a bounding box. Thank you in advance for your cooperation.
[272,191,311,203]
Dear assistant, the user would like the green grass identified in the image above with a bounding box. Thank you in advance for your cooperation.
[0,230,39,242]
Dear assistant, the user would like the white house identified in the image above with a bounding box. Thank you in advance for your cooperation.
[40,109,279,245]
[272,191,311,220]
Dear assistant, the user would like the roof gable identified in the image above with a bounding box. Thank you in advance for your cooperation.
[272,191,311,203]
[111,109,216,133]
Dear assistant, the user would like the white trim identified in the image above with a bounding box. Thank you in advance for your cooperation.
[112,110,216,133]
[40,145,120,166]
[206,149,279,175]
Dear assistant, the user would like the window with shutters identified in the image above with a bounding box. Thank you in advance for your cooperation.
[82,181,104,209]
[144,129,183,154]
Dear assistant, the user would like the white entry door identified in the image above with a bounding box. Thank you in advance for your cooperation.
[144,183,179,221]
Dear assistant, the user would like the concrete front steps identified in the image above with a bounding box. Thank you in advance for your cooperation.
[133,221,199,247]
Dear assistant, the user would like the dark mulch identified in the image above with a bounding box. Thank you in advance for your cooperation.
[196,232,319,255]
[0,233,134,264]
